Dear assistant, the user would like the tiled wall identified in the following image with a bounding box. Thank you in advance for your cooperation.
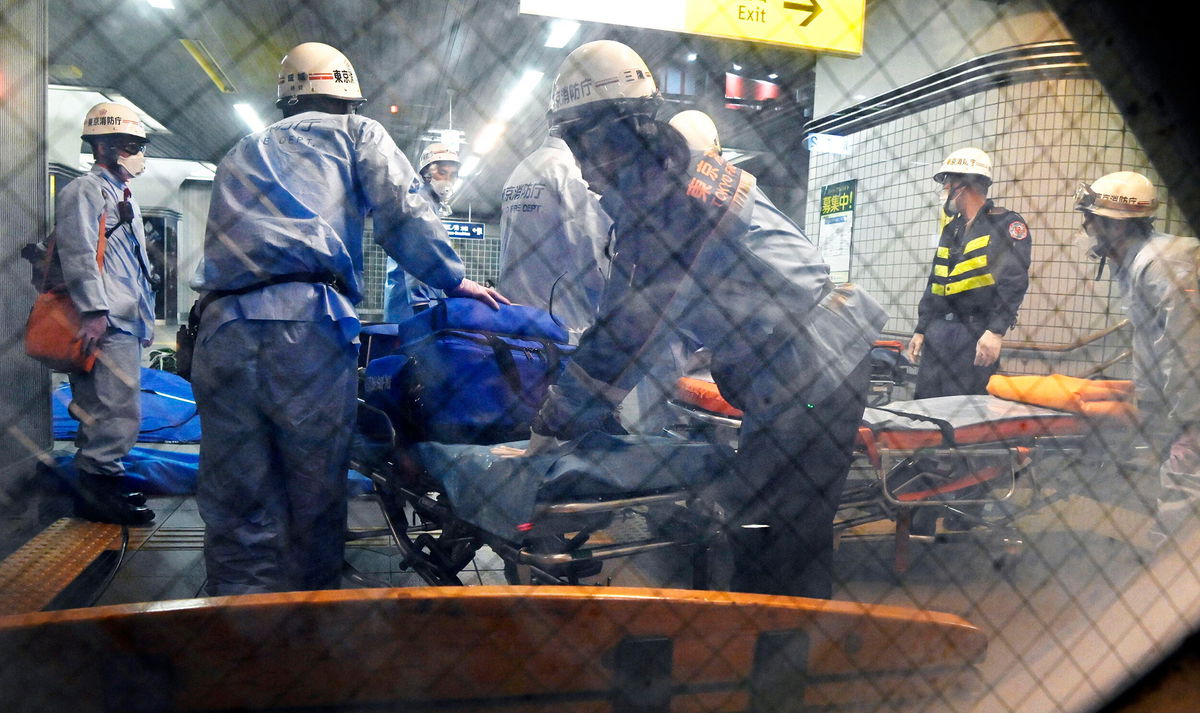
[805,77,1190,377]
[359,221,501,320]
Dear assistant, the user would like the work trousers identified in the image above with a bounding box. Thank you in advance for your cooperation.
[193,318,357,595]
[718,356,870,599]
[69,329,142,477]
[914,316,998,399]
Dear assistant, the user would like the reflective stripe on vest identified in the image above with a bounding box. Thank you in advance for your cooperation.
[943,273,996,295]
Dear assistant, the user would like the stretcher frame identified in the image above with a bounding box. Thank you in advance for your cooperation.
[667,389,1101,573]
[350,402,726,587]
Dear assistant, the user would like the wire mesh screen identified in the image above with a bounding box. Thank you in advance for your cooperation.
[3,1,1200,712]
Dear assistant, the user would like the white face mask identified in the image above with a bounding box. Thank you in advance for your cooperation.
[430,178,457,201]
[117,153,146,178]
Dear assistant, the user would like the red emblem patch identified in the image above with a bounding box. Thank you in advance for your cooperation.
[1009,221,1028,240]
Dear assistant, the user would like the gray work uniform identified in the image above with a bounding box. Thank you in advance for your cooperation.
[54,165,155,477]
[193,111,465,595]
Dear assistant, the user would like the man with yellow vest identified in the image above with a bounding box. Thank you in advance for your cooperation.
[906,147,1031,398]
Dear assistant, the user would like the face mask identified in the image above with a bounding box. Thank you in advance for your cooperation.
[117,153,146,178]
[430,178,457,201]
[942,183,964,216]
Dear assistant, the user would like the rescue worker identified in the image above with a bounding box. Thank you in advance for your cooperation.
[383,143,459,321]
[53,102,156,525]
[498,130,612,340]
[192,42,506,595]
[906,148,1031,398]
[1075,171,1200,536]
[528,41,887,598]
[619,109,725,435]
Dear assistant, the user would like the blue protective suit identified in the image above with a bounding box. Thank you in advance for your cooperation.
[383,183,447,321]
[53,165,155,478]
[499,135,613,341]
[1116,231,1200,532]
[535,149,887,597]
[192,111,465,595]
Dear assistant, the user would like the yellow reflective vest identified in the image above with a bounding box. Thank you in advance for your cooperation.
[916,200,1031,335]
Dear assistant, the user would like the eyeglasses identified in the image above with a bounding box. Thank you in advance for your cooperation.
[1073,182,1097,209]
[117,141,148,155]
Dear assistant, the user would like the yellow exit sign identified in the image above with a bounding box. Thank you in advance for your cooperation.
[520,0,864,56]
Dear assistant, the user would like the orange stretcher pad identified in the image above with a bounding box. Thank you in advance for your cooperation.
[987,374,1136,424]
[675,378,1093,453]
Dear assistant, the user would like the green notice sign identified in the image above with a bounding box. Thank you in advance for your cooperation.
[818,179,856,282]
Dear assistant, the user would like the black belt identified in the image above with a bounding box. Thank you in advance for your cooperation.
[943,312,986,323]
[190,271,347,329]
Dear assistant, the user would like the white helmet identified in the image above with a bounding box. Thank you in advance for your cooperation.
[81,102,147,141]
[1075,171,1159,219]
[418,143,460,175]
[933,147,992,185]
[669,110,721,153]
[548,40,660,128]
[276,42,364,107]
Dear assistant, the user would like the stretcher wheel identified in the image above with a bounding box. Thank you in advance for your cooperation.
[376,483,482,586]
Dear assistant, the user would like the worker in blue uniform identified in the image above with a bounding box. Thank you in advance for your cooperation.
[191,42,506,595]
[528,41,888,598]
[906,148,1032,398]
[383,143,459,321]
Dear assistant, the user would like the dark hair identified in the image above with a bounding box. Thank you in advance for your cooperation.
[279,95,356,118]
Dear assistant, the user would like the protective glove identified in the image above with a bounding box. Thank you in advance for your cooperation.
[444,278,511,310]
[78,312,109,355]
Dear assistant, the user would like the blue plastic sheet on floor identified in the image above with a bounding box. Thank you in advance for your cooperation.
[415,432,733,538]
[52,368,202,444]
[48,449,374,498]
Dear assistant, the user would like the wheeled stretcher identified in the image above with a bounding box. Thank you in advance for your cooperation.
[351,406,735,587]
[670,376,1121,571]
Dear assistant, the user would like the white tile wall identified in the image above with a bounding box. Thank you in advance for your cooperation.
[806,77,1187,377]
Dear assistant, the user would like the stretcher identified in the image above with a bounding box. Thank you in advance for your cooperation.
[348,340,920,587]
[670,375,1121,571]
[351,406,733,587]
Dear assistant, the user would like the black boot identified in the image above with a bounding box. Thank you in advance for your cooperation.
[74,472,155,526]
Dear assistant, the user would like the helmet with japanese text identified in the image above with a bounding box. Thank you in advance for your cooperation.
[81,102,147,141]
[933,147,992,186]
[548,40,661,130]
[1074,171,1158,220]
[669,110,721,154]
[418,143,460,175]
[276,42,364,108]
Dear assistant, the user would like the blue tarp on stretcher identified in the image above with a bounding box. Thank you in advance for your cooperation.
[415,433,734,538]
[53,367,201,443]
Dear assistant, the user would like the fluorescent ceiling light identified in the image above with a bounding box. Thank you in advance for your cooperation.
[233,103,266,133]
[144,0,174,8]
[180,39,237,94]
[732,64,742,71]
[496,69,545,121]
[686,53,697,62]
[473,122,507,155]
[437,128,466,152]
[105,92,169,132]
[545,19,580,48]
[459,155,481,177]
[768,72,779,80]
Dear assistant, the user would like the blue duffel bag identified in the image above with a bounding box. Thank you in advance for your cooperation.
[362,299,575,444]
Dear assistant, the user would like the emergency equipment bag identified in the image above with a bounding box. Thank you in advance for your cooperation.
[362,299,575,444]
[23,214,111,373]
